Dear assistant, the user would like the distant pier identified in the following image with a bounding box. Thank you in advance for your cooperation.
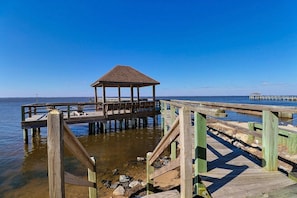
[249,93,297,101]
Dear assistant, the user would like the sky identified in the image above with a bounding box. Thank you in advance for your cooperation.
[0,0,296,97]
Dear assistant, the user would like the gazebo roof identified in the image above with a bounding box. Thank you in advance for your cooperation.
[91,65,160,87]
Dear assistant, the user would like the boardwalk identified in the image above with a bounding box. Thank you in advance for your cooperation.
[147,100,297,198]
[200,132,296,197]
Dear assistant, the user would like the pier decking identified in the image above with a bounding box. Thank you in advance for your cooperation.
[201,132,295,197]
[146,100,297,197]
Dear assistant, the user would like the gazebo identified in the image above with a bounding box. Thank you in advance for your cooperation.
[91,65,160,105]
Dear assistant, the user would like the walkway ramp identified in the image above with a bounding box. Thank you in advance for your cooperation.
[200,132,296,198]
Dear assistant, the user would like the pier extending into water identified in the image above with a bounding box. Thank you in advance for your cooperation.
[249,93,297,101]
[145,99,297,197]
[21,100,160,143]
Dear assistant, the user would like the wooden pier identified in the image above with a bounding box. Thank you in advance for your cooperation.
[249,94,297,101]
[145,100,297,198]
[21,100,160,143]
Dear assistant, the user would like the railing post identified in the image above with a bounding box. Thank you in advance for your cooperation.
[247,122,256,144]
[163,102,168,136]
[47,109,65,198]
[288,132,297,155]
[146,152,154,195]
[262,110,278,171]
[67,105,71,119]
[21,106,29,144]
[28,106,32,117]
[88,156,97,198]
[194,112,207,195]
[180,107,193,197]
[170,105,177,160]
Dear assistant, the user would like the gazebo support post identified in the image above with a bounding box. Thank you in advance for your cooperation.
[94,87,98,110]
[137,87,140,102]
[130,85,134,102]
[102,85,106,116]
[118,86,121,102]
[152,85,156,102]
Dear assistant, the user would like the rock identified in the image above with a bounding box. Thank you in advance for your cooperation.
[112,168,119,175]
[287,124,294,128]
[119,175,131,183]
[137,157,145,161]
[121,181,130,189]
[113,186,125,196]
[110,182,120,189]
[101,180,111,188]
[153,161,162,168]
[129,180,140,188]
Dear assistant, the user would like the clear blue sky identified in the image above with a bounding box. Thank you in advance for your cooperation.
[1,0,296,97]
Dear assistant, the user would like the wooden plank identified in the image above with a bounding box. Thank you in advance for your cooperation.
[142,190,180,198]
[172,99,297,114]
[63,122,95,171]
[262,111,279,171]
[149,116,180,165]
[161,100,226,117]
[209,118,262,138]
[146,152,154,195]
[150,157,180,180]
[201,133,296,198]
[179,107,193,198]
[47,109,65,198]
[251,183,297,198]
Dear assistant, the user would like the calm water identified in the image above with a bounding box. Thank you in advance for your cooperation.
[0,96,297,197]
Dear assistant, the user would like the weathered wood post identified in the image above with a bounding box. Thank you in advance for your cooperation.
[170,105,177,160]
[288,132,297,155]
[146,152,154,195]
[180,107,193,197]
[262,110,278,171]
[194,112,207,195]
[21,106,29,144]
[67,105,71,119]
[47,109,65,198]
[88,156,97,198]
[247,122,256,144]
[160,102,164,132]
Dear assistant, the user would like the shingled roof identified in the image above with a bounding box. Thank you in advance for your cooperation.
[91,65,160,87]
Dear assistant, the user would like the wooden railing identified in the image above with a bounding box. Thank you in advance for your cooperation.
[47,109,97,198]
[102,101,159,116]
[21,102,101,121]
[22,100,160,122]
[146,100,226,198]
[248,122,297,155]
[147,100,297,198]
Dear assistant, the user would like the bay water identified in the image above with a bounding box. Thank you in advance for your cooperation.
[0,96,296,197]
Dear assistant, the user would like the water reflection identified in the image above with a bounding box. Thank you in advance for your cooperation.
[3,122,162,198]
